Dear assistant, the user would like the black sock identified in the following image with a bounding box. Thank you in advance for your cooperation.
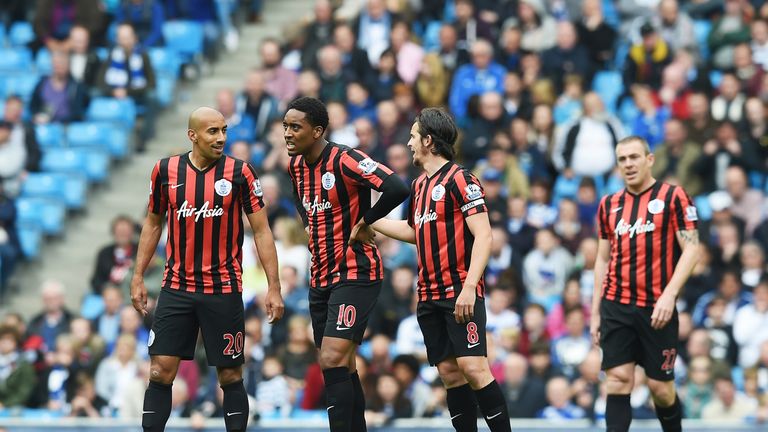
[221,379,249,432]
[446,383,478,432]
[350,371,367,431]
[474,381,511,432]
[655,394,682,432]
[142,380,172,432]
[606,394,632,432]
[323,367,354,432]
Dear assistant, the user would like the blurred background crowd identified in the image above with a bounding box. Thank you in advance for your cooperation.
[2,0,768,427]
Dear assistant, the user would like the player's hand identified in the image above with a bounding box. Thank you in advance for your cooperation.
[589,314,601,347]
[651,292,675,330]
[349,220,376,246]
[130,274,148,317]
[264,288,285,324]
[454,286,476,324]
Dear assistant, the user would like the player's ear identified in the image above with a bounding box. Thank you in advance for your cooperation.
[187,129,196,143]
[313,126,324,139]
[647,152,655,167]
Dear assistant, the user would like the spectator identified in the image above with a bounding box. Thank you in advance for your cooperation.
[550,307,591,380]
[701,376,758,420]
[740,241,765,290]
[67,26,101,88]
[652,118,703,197]
[345,81,376,124]
[436,24,469,74]
[333,23,372,84]
[656,63,692,120]
[541,22,592,94]
[496,26,523,72]
[630,84,670,150]
[0,185,19,293]
[502,352,547,418]
[518,304,551,357]
[369,266,415,339]
[94,333,139,412]
[90,215,137,294]
[30,51,89,124]
[536,376,586,420]
[374,100,409,150]
[389,21,423,86]
[708,0,751,70]
[0,121,25,198]
[751,19,768,70]
[733,44,765,97]
[415,53,449,108]
[553,199,591,255]
[453,0,493,51]
[473,144,530,200]
[711,74,747,124]
[683,355,714,419]
[353,0,395,66]
[523,228,574,309]
[326,102,358,147]
[734,280,768,368]
[462,92,507,167]
[275,315,315,384]
[725,165,765,236]
[575,0,617,69]
[27,280,74,352]
[316,44,351,103]
[651,0,696,57]
[693,270,752,326]
[701,296,739,367]
[237,69,280,141]
[547,277,590,338]
[367,373,413,424]
[216,88,255,152]
[503,0,557,53]
[34,0,104,52]
[69,317,105,374]
[115,0,165,50]
[623,22,672,90]
[255,356,291,418]
[260,38,298,106]
[527,179,557,229]
[242,317,264,397]
[300,0,335,71]
[449,39,506,122]
[486,287,520,342]
[506,196,537,257]
[555,92,625,178]
[295,70,321,100]
[117,308,149,360]
[37,333,80,411]
[0,324,35,408]
[353,117,386,163]
[391,354,431,418]
[3,96,41,175]
[686,92,716,144]
[68,372,109,417]
[502,72,533,122]
[693,122,754,194]
[93,285,123,350]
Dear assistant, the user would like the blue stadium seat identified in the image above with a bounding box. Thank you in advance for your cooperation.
[67,121,108,147]
[62,173,88,209]
[592,70,624,113]
[107,125,130,159]
[36,48,52,75]
[41,147,110,183]
[8,22,34,47]
[694,195,712,221]
[95,47,108,61]
[86,97,137,127]
[0,48,33,72]
[80,293,105,320]
[15,197,66,236]
[149,47,183,77]
[21,172,65,200]
[15,225,42,259]
[162,21,204,61]
[694,20,712,61]
[155,74,176,107]
[710,70,723,88]
[290,409,326,420]
[0,73,40,101]
[35,123,65,148]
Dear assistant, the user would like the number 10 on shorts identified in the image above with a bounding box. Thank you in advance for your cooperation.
[336,304,357,329]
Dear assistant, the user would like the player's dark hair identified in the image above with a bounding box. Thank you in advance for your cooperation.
[415,108,457,161]
[286,97,329,133]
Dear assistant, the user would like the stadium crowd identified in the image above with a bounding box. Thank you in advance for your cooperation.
[4,0,768,427]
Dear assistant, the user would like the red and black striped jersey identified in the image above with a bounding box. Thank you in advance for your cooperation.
[147,152,265,294]
[597,181,698,308]
[288,142,395,288]
[408,162,488,302]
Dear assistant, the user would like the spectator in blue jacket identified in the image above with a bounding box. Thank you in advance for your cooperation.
[449,39,506,124]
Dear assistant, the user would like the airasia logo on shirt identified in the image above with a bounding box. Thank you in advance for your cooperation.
[615,218,656,238]
[303,195,333,216]
[414,209,438,227]
[177,200,224,221]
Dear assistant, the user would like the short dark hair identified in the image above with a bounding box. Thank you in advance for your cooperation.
[286,97,329,133]
[415,108,458,161]
[392,354,420,377]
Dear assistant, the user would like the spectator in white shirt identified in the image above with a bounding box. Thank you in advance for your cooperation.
[733,280,768,368]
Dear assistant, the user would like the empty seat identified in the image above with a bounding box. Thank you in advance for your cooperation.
[85,97,136,127]
[66,122,108,148]
[8,22,34,47]
[149,47,182,77]
[16,225,42,258]
[15,197,66,235]
[35,123,65,148]
[36,48,52,75]
[0,48,33,72]
[41,148,110,184]
[162,21,204,61]
[1,73,40,101]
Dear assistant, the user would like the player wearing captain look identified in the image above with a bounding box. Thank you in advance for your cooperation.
[284,97,409,432]
[372,108,511,432]
[131,107,284,432]
[592,136,700,432]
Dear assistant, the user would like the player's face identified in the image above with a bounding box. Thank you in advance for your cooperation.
[190,115,227,160]
[615,141,654,189]
[407,122,428,167]
[283,109,323,156]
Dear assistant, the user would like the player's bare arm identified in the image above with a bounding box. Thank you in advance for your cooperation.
[370,219,416,244]
[650,229,700,330]
[591,237,611,346]
[247,210,285,323]
[455,212,492,324]
[131,212,164,317]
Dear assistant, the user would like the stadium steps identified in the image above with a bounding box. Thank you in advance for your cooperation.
[1,0,315,317]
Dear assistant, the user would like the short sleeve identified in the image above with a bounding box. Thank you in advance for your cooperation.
[671,186,698,232]
[597,196,609,239]
[340,149,395,190]
[147,161,167,215]
[449,170,488,218]
[240,163,266,214]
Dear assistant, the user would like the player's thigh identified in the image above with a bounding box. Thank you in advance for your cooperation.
[322,280,382,345]
[196,291,246,367]
[636,306,679,382]
[417,300,452,366]
[309,285,332,348]
[445,297,488,361]
[149,289,199,360]
[599,299,641,372]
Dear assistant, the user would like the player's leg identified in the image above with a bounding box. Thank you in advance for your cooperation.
[638,307,681,432]
[600,300,641,432]
[418,300,478,432]
[197,291,248,432]
[320,281,382,432]
[144,289,198,432]
[447,299,511,432]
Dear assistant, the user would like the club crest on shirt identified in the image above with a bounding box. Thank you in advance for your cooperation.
[648,199,665,214]
[464,184,482,201]
[322,172,335,190]
[252,179,263,197]
[686,206,698,221]
[214,179,232,197]
[432,184,446,201]
[357,157,378,175]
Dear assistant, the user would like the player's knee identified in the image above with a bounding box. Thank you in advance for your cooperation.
[318,345,349,369]
[217,367,243,386]
[456,357,492,387]
[647,379,676,404]
[437,360,465,388]
[605,368,634,393]
[149,364,175,385]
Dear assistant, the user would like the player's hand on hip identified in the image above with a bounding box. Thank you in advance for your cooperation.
[130,275,148,317]
[349,220,376,246]
[589,314,601,347]
[265,288,285,324]
[651,292,675,330]
[454,287,476,324]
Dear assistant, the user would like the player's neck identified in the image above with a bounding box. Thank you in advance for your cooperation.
[305,139,328,164]
[423,156,450,178]
[188,150,219,171]
[626,176,656,194]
